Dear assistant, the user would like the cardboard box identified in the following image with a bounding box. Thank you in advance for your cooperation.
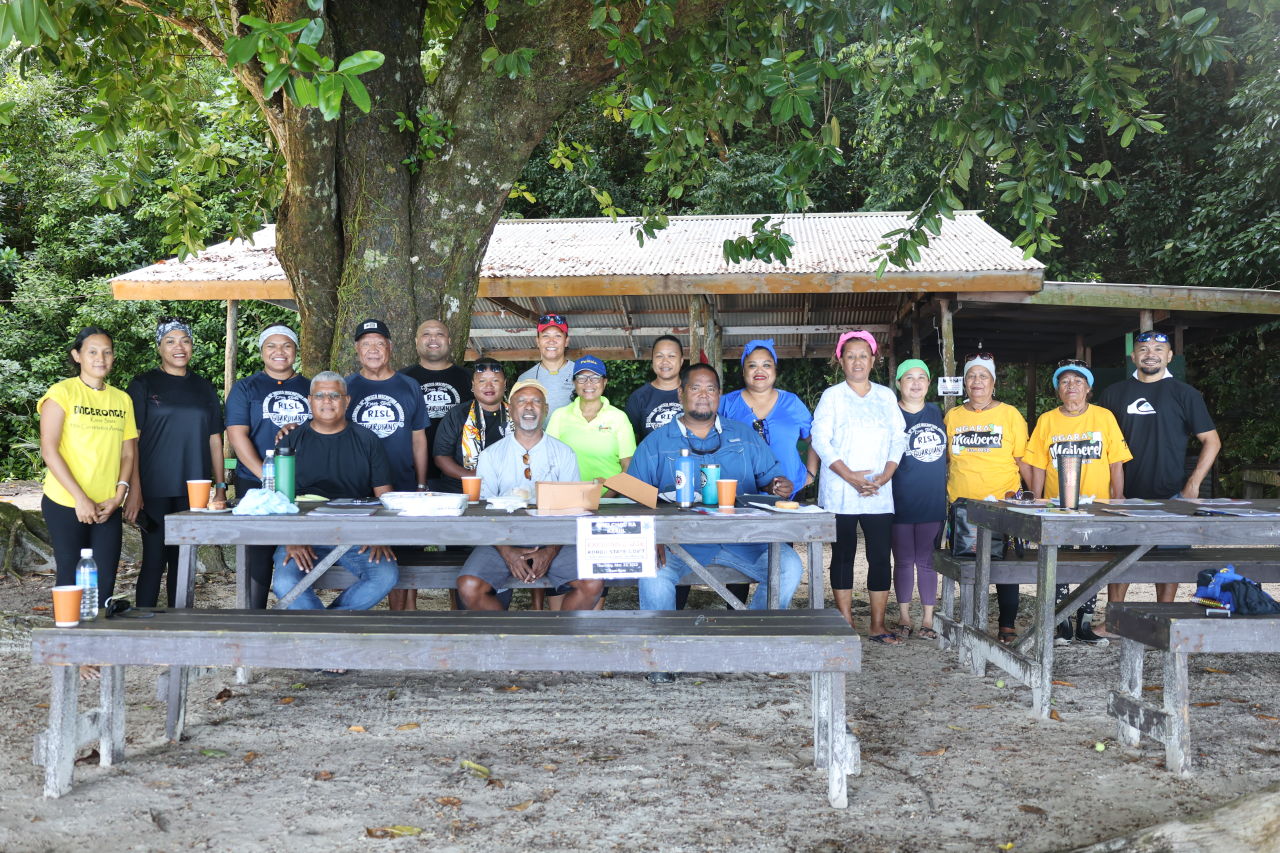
[603,472,659,508]
[535,481,601,512]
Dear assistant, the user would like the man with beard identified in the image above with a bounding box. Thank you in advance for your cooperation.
[401,319,472,491]
[455,380,604,611]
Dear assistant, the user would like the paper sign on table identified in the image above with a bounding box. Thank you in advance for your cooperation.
[576,516,656,579]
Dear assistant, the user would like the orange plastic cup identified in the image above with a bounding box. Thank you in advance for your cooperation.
[461,477,482,503]
[52,586,83,627]
[716,478,738,508]
[186,479,212,509]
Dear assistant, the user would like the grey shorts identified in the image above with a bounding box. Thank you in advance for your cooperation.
[459,545,582,592]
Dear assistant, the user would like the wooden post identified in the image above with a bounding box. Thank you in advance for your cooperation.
[224,300,238,400]
[1025,361,1037,425]
[1174,325,1185,356]
[911,313,921,360]
[939,298,957,409]
[1139,309,1154,333]
[885,334,897,388]
[688,297,701,365]
[1075,333,1086,361]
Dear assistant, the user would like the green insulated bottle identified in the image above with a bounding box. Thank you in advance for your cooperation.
[274,446,296,501]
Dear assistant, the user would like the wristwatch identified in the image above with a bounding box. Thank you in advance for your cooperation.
[214,482,227,489]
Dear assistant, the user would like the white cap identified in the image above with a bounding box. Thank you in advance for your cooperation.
[80,548,93,557]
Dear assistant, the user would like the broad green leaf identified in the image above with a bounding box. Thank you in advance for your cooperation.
[342,75,372,113]
[337,50,385,75]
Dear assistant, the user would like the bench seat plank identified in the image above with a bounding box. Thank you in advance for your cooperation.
[935,547,1280,585]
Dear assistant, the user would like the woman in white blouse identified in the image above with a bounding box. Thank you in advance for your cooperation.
[811,330,907,642]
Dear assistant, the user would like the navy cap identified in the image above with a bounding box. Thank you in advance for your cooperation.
[353,318,390,341]
[574,354,607,377]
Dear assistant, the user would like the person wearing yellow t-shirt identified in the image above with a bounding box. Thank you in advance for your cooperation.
[1026,361,1132,645]
[943,354,1032,644]
[546,355,636,611]
[38,327,138,607]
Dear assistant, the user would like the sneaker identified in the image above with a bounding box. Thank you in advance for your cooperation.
[645,671,676,684]
[1075,621,1110,646]
[1056,616,1073,643]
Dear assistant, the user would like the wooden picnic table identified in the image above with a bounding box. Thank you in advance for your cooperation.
[937,499,1280,718]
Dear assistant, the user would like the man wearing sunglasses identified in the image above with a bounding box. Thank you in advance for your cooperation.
[518,313,576,413]
[1098,330,1221,604]
[457,379,603,611]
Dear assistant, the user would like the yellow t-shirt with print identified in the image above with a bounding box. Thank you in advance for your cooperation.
[1025,404,1132,500]
[944,402,1029,503]
[38,377,138,507]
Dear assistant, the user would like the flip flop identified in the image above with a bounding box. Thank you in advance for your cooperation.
[917,626,939,640]
[868,633,902,646]
[894,624,914,638]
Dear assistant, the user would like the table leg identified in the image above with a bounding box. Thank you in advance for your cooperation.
[956,562,975,666]
[825,671,849,809]
[41,665,79,798]
[1116,638,1143,747]
[164,543,198,744]
[235,545,251,685]
[99,665,126,766]
[1029,545,1058,718]
[968,528,993,676]
[812,672,830,770]
[176,544,196,607]
[808,541,825,610]
[768,542,781,610]
[1163,649,1191,775]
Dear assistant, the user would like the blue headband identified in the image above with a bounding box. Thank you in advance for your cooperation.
[156,319,193,347]
[741,339,778,366]
[1053,364,1095,388]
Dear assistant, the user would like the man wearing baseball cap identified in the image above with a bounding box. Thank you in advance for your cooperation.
[346,319,428,610]
[518,312,576,413]
[456,379,603,611]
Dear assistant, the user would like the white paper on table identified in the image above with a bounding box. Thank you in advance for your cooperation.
[576,516,656,579]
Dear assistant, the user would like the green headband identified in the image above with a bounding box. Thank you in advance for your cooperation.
[895,358,931,382]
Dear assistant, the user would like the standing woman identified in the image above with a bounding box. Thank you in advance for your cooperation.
[943,353,1031,644]
[225,324,311,609]
[719,339,814,498]
[1025,361,1131,644]
[891,360,947,638]
[38,328,137,606]
[811,330,907,641]
[125,317,226,607]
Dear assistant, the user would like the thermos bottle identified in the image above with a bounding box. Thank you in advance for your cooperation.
[274,446,296,501]
[675,448,697,507]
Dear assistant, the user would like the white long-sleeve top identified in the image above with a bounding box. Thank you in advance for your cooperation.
[810,381,907,515]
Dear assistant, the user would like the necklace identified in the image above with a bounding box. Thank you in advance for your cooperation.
[965,399,997,412]
[80,376,105,392]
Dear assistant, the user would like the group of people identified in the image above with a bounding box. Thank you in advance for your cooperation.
[38,311,1218,658]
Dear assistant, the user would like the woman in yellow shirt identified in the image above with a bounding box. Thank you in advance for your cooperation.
[1026,360,1132,644]
[38,327,138,606]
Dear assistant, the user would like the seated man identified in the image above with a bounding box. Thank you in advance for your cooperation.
[628,363,802,612]
[457,379,604,611]
[271,371,398,610]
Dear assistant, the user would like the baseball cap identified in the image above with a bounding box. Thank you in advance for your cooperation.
[537,313,568,335]
[573,354,607,377]
[353,318,390,341]
[508,378,549,403]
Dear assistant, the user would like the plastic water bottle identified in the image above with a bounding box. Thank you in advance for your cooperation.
[262,449,276,494]
[675,448,697,508]
[75,548,98,620]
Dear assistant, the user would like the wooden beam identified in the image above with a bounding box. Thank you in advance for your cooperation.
[482,296,540,323]
[463,346,844,362]
[467,324,893,340]
[959,281,1280,315]
[111,280,293,301]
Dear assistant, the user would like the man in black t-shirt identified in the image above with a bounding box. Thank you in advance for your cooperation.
[625,335,685,439]
[271,372,398,613]
[1098,330,1221,605]
[432,358,509,493]
[401,319,472,490]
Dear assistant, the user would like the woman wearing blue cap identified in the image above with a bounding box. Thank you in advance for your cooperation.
[718,339,814,498]
[1025,360,1132,644]
[546,354,636,495]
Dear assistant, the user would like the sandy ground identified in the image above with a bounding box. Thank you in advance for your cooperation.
[2,487,1279,852]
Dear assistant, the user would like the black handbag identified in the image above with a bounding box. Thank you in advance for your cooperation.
[948,498,1010,560]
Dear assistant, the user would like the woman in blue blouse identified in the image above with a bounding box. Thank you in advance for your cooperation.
[719,339,814,498]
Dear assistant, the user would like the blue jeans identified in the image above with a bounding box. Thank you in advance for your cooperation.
[639,545,802,610]
[271,545,398,610]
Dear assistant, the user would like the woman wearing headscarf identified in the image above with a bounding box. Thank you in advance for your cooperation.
[125,317,225,607]
[1025,360,1132,644]
[225,324,311,609]
[719,339,814,498]
[38,327,137,607]
[943,353,1031,644]
[811,330,907,640]
[890,359,947,639]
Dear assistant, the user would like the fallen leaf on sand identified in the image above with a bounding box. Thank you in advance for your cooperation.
[946,725,965,731]
[1143,685,1161,692]
[290,683,308,691]
[1203,667,1230,674]
[314,770,334,781]
[460,760,490,778]
[348,725,366,733]
[199,749,227,758]
[971,704,992,710]
[396,723,420,731]
[243,751,259,763]
[993,746,1017,752]
[1018,804,1046,816]
[75,749,100,765]
[998,843,1015,851]
[501,685,521,692]
[486,778,505,788]
[509,800,534,812]
[1257,714,1280,722]
[1051,680,1075,687]
[917,747,947,757]
[1048,710,1063,722]
[1191,702,1219,708]
[542,764,558,772]
[366,826,422,839]
[31,605,50,612]
[436,796,462,807]
[1249,746,1280,756]
[214,688,233,703]
[35,702,49,709]
[278,696,295,705]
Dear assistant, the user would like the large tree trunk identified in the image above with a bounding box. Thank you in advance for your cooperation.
[270,0,725,375]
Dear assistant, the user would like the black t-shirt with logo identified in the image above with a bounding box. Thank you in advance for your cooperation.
[225,371,312,487]
[401,364,472,479]
[893,403,947,524]
[344,372,427,492]
[280,421,391,500]
[624,383,683,440]
[1098,376,1216,499]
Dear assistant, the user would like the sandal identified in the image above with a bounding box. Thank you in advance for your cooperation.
[997,628,1018,645]
[868,633,903,646]
[894,623,914,639]
[917,625,939,640]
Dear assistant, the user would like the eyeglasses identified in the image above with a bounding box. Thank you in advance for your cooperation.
[964,351,995,362]
[522,452,532,481]
[1057,358,1090,368]
[752,418,770,443]
[104,596,132,618]
[538,313,566,326]
[1135,331,1170,343]
[574,374,604,385]
[311,391,344,401]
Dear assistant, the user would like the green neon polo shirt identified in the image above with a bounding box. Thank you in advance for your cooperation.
[546,396,638,489]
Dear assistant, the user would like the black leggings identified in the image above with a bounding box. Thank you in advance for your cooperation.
[830,513,894,592]
[137,494,189,608]
[41,495,121,608]
[245,545,275,609]
[996,584,1020,629]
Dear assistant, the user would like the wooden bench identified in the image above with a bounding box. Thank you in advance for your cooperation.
[31,609,862,806]
[1104,602,1280,774]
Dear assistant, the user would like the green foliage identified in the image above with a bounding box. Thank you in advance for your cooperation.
[394,107,456,174]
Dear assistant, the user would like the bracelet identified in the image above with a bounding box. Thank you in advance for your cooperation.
[806,469,818,477]
[214,482,226,489]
